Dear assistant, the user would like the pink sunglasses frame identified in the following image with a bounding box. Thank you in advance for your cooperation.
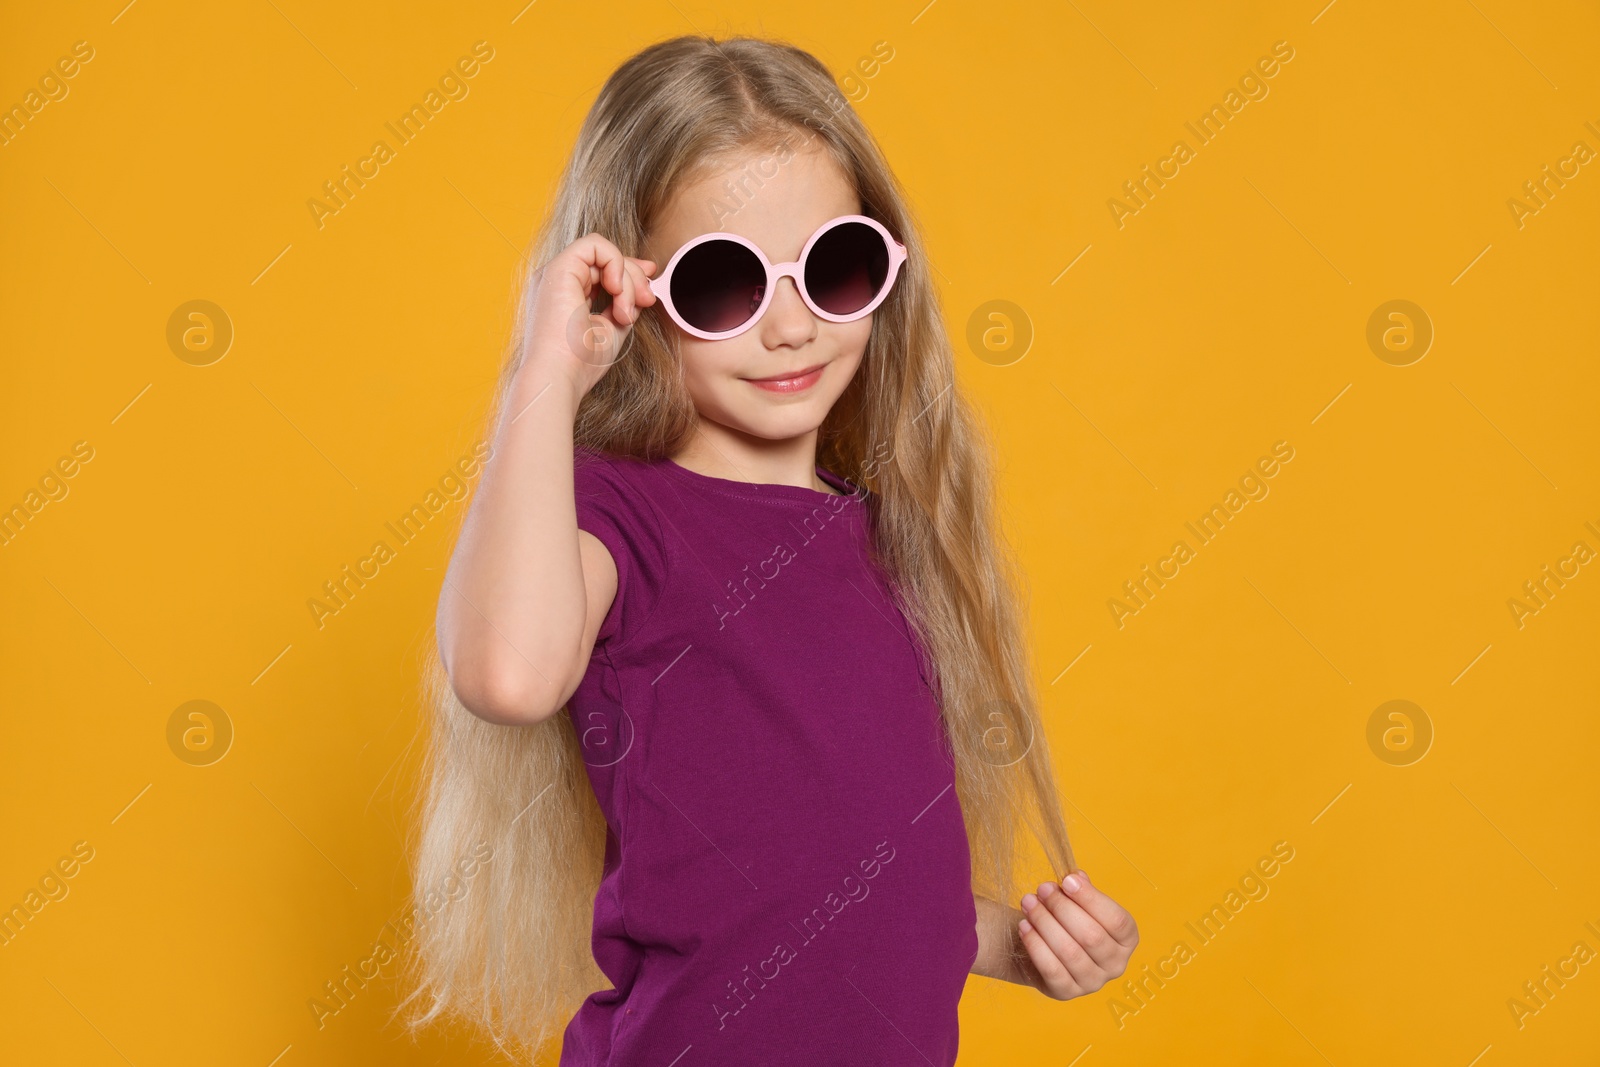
[645,213,908,340]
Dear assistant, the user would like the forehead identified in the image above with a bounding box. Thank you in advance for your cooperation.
[648,143,862,263]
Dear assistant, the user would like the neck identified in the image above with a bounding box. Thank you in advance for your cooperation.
[669,422,836,494]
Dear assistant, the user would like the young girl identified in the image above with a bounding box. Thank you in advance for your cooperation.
[403,34,1137,1066]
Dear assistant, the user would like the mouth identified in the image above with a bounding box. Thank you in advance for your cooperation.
[741,362,828,394]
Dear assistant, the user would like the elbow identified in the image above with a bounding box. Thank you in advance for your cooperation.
[444,650,572,726]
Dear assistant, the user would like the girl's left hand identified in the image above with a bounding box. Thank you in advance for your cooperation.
[1017,869,1139,1000]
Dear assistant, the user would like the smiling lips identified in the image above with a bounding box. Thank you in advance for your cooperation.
[743,362,827,393]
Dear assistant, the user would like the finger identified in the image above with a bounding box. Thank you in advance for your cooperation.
[616,259,641,323]
[1060,870,1140,949]
[551,237,648,328]
[624,259,656,316]
[600,255,628,322]
[1016,912,1085,1000]
[611,262,639,327]
[612,257,648,323]
[586,245,630,322]
[1020,886,1101,992]
[631,258,659,302]
[568,233,627,295]
[599,251,623,298]
[590,259,648,331]
[1036,881,1122,970]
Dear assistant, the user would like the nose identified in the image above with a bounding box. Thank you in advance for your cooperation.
[759,273,816,342]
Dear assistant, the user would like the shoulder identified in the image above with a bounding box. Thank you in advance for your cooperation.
[571,446,672,647]
[574,446,657,501]
[574,444,630,482]
[572,447,669,552]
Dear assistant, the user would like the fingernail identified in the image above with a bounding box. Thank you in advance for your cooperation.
[1063,873,1082,892]
[1037,881,1057,900]
[1018,918,1033,935]
[1021,892,1039,912]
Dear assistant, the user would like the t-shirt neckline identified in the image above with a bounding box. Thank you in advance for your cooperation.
[659,455,862,504]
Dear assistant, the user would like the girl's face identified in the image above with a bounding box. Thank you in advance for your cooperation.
[643,144,871,445]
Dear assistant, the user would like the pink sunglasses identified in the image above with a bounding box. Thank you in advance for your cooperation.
[645,214,908,340]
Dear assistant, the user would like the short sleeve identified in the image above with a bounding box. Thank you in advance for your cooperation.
[573,447,670,649]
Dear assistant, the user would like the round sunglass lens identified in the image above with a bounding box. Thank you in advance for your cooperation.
[670,239,767,334]
[805,222,890,317]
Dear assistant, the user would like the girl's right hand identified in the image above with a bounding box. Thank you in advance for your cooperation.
[520,232,658,398]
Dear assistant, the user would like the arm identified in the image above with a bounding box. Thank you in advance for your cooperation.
[972,895,1035,986]
[435,367,592,724]
[435,236,657,725]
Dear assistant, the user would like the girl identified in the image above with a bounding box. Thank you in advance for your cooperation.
[403,33,1137,1067]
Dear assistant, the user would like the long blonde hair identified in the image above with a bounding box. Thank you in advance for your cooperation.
[400,33,1077,1062]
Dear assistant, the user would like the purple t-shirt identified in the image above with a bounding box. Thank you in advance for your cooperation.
[559,447,979,1067]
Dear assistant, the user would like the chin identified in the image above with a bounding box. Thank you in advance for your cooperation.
[739,411,828,440]
[716,400,829,441]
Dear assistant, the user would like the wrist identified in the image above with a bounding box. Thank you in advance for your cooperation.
[1002,927,1040,991]
[996,907,1043,991]
[504,356,585,428]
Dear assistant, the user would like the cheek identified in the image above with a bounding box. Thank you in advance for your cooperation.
[676,339,743,405]
[675,340,710,386]
[830,320,873,371]
[840,314,873,351]
[678,338,729,379]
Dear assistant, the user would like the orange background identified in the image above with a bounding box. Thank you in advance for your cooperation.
[2,1,1597,1064]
